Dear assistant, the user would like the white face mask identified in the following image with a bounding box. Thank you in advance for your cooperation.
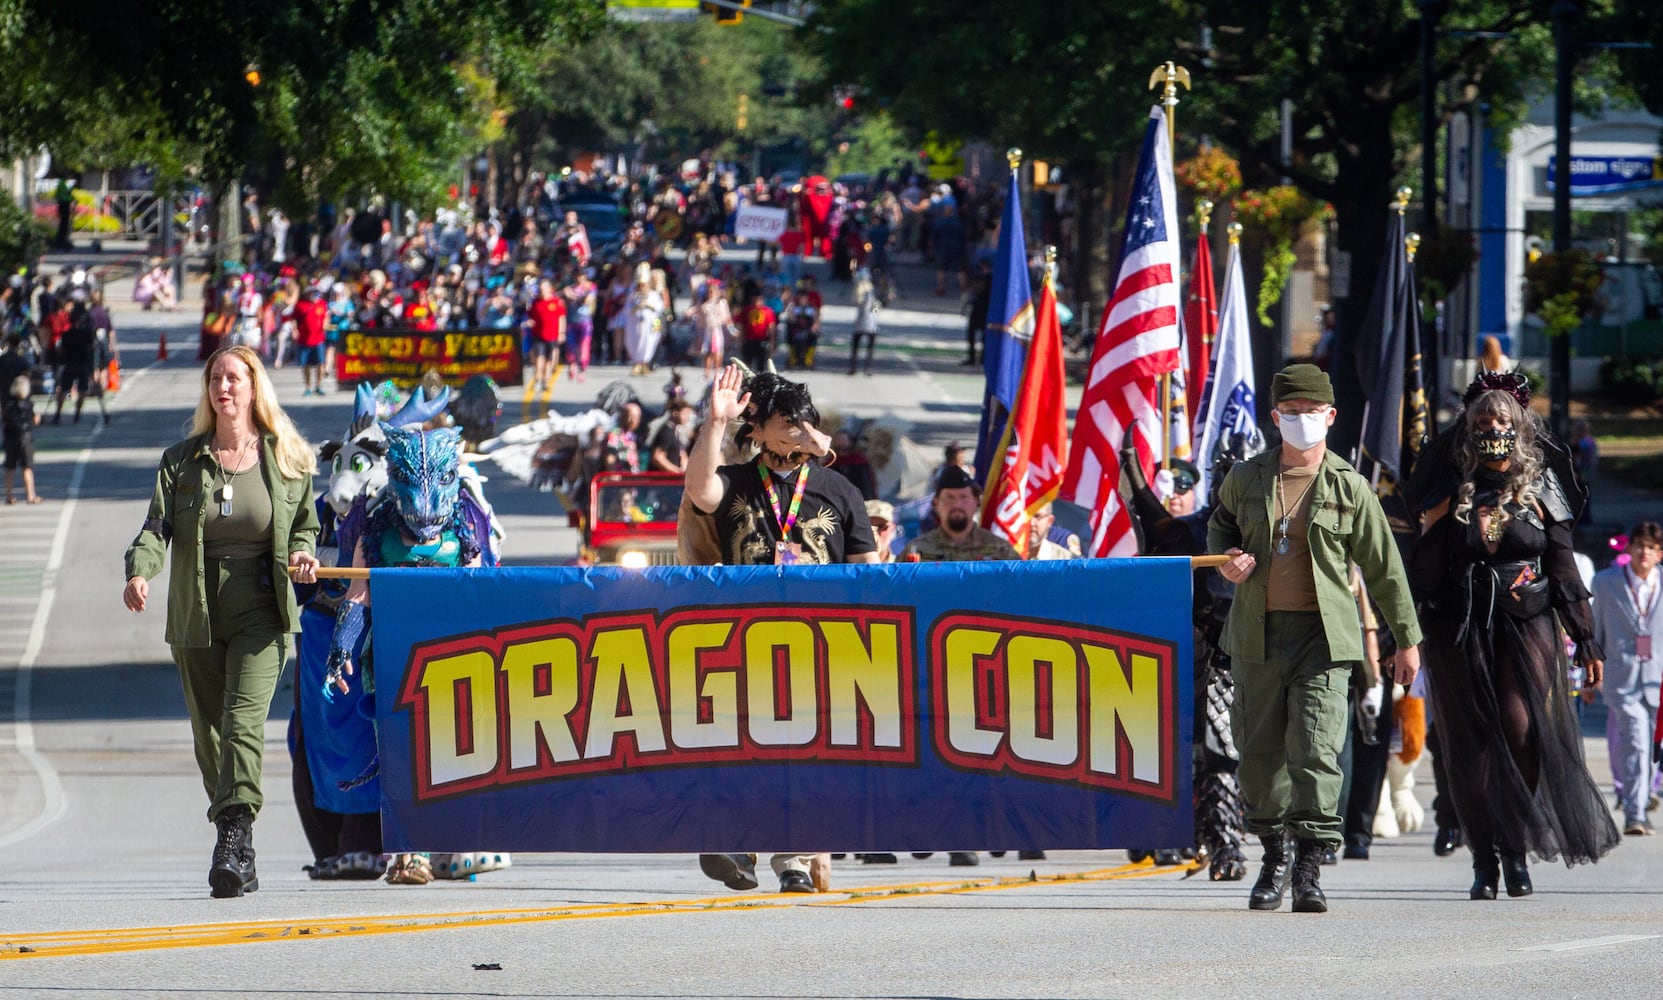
[1278,410,1330,450]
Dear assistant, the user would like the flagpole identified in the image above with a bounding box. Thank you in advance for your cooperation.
[1147,61,1191,154]
[1149,62,1190,470]
[1355,187,1414,469]
[978,148,1026,518]
[1196,199,1214,350]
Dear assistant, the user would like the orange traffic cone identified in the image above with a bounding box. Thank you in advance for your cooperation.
[157,332,168,361]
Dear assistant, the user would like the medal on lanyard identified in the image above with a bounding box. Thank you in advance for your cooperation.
[759,460,809,565]
[1630,569,1657,659]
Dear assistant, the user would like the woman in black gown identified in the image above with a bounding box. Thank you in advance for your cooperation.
[1409,372,1619,899]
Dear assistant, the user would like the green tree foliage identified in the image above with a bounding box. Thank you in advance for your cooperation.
[807,0,1654,434]
[0,0,603,207]
[825,113,918,178]
[1608,1,1663,115]
[806,1,1165,169]
[500,17,840,177]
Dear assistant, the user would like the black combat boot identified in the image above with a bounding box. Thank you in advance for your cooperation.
[1290,838,1328,913]
[1500,851,1532,897]
[209,804,259,898]
[1469,841,1499,900]
[1247,833,1291,911]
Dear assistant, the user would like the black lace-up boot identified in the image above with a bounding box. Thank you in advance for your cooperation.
[1247,833,1291,911]
[209,805,259,898]
[1290,838,1328,913]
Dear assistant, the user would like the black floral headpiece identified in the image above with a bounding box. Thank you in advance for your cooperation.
[1463,370,1531,409]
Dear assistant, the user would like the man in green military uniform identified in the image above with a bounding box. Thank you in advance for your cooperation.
[904,465,1020,563]
[1208,363,1422,914]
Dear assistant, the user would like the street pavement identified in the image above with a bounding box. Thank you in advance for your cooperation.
[0,251,1660,997]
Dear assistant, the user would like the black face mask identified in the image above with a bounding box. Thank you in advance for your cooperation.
[1475,425,1517,460]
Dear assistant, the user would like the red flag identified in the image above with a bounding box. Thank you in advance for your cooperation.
[984,274,1069,554]
[1184,226,1217,442]
[1060,107,1183,558]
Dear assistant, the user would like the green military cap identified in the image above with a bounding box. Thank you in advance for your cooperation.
[1272,363,1335,405]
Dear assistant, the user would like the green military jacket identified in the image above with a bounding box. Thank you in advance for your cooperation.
[1207,448,1422,664]
[905,525,1021,562]
[124,434,319,647]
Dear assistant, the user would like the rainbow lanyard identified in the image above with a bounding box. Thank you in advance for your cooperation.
[758,460,809,539]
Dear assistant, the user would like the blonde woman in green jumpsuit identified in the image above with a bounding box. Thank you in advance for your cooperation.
[124,345,320,898]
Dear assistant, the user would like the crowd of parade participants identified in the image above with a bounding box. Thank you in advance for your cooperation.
[113,158,1656,909]
[191,157,1009,399]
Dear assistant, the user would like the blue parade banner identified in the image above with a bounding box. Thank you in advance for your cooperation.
[368,559,1194,853]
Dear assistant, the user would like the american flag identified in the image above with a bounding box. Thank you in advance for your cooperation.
[1060,106,1183,558]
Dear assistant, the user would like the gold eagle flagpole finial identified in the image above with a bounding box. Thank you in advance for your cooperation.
[1149,61,1191,149]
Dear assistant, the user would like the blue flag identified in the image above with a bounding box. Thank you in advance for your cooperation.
[975,165,1035,494]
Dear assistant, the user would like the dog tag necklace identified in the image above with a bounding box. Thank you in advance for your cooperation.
[1274,471,1316,556]
[214,437,256,517]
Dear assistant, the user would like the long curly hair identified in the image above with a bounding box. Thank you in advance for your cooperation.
[1453,389,1545,529]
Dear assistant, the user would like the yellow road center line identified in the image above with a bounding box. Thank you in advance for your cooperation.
[0,861,1193,961]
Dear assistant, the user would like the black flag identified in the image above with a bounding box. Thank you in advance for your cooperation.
[1355,209,1429,486]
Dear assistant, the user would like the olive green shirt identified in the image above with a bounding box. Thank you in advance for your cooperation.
[124,434,319,647]
[905,525,1021,562]
[1207,448,1421,664]
[204,460,274,560]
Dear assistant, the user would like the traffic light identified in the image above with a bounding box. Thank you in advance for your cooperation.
[701,0,749,23]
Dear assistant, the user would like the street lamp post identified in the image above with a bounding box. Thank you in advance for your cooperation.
[1418,0,1447,415]
[1551,0,1578,437]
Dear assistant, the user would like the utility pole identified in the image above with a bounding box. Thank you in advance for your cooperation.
[1418,0,1446,415]
[1551,0,1578,436]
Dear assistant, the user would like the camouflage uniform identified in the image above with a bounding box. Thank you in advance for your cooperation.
[905,525,1020,562]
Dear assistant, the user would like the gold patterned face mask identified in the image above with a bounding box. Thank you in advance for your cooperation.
[1475,426,1517,460]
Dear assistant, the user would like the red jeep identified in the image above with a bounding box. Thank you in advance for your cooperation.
[581,471,684,567]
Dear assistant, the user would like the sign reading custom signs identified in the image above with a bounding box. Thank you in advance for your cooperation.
[370,560,1193,853]
[1546,155,1663,196]
[733,204,789,243]
[334,328,523,388]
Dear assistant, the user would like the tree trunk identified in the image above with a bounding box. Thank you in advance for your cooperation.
[1068,158,1109,331]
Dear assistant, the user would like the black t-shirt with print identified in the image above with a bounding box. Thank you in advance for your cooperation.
[700,460,876,566]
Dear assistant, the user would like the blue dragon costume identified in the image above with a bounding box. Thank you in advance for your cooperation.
[293,385,503,881]
[322,418,509,884]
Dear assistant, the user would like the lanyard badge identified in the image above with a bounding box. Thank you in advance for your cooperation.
[759,460,809,565]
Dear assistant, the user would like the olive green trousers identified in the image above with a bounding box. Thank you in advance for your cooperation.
[1231,611,1353,846]
[171,555,287,822]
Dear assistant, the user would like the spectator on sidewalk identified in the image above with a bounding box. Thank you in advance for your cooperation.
[53,302,108,425]
[1570,419,1598,528]
[1591,522,1663,837]
[289,286,330,397]
[3,373,41,504]
[849,266,880,376]
[964,258,993,366]
[135,260,179,311]
[931,202,968,298]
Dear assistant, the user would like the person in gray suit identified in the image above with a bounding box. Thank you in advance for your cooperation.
[1591,522,1663,836]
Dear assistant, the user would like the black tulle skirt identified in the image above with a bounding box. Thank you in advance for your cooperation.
[1423,591,1619,866]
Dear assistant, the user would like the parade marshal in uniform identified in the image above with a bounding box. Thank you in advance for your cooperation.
[1208,363,1422,914]
[904,465,1021,562]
